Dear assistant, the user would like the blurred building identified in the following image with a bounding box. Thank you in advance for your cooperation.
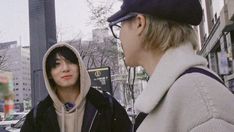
[0,41,31,111]
[0,100,4,112]
[198,0,234,92]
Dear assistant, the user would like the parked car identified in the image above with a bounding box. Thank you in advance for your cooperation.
[0,113,4,122]
[5,115,25,132]
[0,112,27,129]
[0,127,9,132]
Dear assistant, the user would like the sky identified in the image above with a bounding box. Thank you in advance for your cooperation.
[0,0,29,46]
[0,0,121,46]
[0,0,223,47]
[212,0,224,17]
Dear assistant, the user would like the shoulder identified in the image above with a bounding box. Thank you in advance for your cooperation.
[25,96,54,123]
[86,88,127,113]
[168,69,234,118]
[163,71,218,116]
[26,96,53,116]
[168,70,224,105]
[26,96,54,121]
[86,88,115,108]
[36,96,54,112]
[171,68,225,97]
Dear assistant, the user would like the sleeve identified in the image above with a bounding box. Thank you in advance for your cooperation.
[190,118,234,132]
[111,98,132,132]
[20,109,35,132]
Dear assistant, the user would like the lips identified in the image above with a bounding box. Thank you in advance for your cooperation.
[61,75,72,80]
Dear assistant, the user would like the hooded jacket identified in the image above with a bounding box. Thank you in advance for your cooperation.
[135,43,234,132]
[43,43,91,132]
[21,42,132,132]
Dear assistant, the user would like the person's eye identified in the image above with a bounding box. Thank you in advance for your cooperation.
[55,62,61,66]
[65,60,72,64]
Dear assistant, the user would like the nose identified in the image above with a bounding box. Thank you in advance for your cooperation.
[61,62,69,72]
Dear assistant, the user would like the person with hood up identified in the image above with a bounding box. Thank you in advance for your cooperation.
[21,42,132,132]
[107,0,234,131]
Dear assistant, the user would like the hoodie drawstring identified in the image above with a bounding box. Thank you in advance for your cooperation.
[74,108,78,131]
[62,106,65,132]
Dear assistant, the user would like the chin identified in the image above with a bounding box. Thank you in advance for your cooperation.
[59,81,77,88]
[125,60,138,67]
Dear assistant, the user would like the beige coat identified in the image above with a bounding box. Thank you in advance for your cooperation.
[135,43,234,132]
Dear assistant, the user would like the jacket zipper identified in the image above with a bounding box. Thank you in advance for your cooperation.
[88,110,98,132]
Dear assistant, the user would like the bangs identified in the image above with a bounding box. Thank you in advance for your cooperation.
[46,46,79,75]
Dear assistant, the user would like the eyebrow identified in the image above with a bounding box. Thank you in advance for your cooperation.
[55,57,61,61]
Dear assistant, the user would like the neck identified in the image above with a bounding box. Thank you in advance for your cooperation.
[56,86,80,103]
[139,49,165,76]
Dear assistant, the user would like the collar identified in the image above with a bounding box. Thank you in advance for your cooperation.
[135,43,207,113]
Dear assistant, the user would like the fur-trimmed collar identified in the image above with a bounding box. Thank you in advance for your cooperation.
[135,43,207,113]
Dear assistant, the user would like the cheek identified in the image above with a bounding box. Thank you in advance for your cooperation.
[120,25,135,44]
[119,30,127,49]
[119,24,127,40]
[51,69,59,79]
[120,24,129,38]
[72,66,80,78]
[75,68,79,77]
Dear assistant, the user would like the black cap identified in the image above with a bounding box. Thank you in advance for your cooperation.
[108,0,203,26]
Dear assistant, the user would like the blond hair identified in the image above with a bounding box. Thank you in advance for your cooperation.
[142,15,198,51]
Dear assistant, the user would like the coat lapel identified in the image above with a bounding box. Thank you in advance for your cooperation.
[81,100,98,132]
[46,106,60,132]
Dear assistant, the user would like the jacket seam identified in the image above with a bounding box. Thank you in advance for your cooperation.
[185,74,219,131]
[189,117,234,131]
[188,117,212,131]
[196,76,218,117]
[187,75,211,116]
[185,74,218,117]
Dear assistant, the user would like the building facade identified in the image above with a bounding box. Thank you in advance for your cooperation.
[198,0,234,92]
[0,41,31,111]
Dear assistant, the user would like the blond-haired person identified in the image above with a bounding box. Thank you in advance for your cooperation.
[108,0,234,132]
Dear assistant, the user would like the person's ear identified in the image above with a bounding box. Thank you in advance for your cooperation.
[135,14,146,36]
